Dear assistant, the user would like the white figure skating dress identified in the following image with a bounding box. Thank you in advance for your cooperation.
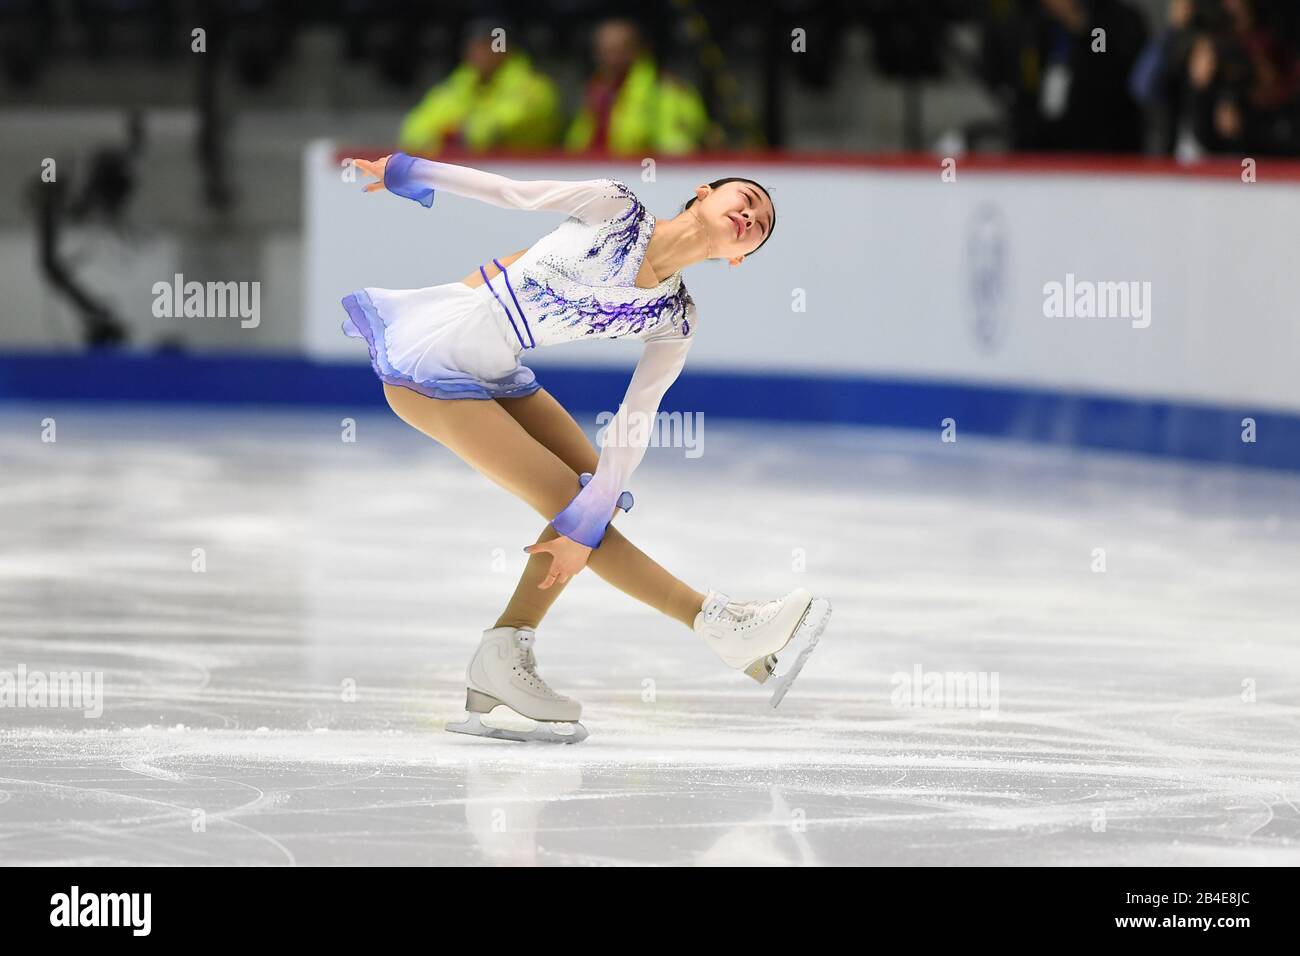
[342,152,697,548]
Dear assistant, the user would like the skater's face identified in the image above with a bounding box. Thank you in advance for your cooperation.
[691,180,775,264]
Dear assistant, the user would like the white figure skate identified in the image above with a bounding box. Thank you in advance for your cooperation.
[694,588,832,707]
[445,626,588,744]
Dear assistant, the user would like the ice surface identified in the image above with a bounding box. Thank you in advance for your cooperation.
[1,404,1298,866]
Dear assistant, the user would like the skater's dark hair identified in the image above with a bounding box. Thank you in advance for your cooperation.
[683,178,776,254]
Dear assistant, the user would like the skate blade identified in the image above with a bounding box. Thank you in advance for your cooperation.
[444,711,588,745]
[767,598,832,709]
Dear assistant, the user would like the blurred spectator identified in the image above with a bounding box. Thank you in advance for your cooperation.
[564,18,708,155]
[982,0,1149,152]
[28,112,144,348]
[398,20,562,153]
[1177,0,1298,156]
[1129,0,1200,152]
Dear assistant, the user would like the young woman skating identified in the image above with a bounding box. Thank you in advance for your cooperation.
[344,153,830,742]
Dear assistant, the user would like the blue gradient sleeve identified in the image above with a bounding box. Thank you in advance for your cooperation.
[551,474,634,548]
[580,473,635,514]
[382,152,435,208]
[377,154,632,221]
[549,334,692,549]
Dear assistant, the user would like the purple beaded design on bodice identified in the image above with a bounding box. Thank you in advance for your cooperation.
[519,276,691,339]
[482,179,695,348]
[584,182,647,284]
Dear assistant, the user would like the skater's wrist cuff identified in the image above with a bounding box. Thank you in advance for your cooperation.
[550,473,633,548]
[383,152,435,208]
[579,472,633,514]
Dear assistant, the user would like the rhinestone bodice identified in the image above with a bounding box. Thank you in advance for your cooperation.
[486,181,694,349]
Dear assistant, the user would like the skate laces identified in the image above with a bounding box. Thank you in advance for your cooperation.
[719,598,779,626]
[515,630,539,674]
[701,591,778,629]
[513,630,559,697]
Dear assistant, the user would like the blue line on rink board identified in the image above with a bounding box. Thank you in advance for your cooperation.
[1,351,1296,471]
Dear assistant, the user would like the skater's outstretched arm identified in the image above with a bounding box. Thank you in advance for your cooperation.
[550,305,696,549]
[350,154,629,223]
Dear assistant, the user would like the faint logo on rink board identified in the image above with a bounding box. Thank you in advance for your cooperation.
[150,273,261,328]
[596,408,704,459]
[966,203,1009,353]
[0,665,103,718]
[890,664,1000,719]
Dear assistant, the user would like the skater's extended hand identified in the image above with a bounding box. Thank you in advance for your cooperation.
[525,536,592,590]
[350,156,390,192]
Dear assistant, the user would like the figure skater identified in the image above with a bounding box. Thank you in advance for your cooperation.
[343,152,830,742]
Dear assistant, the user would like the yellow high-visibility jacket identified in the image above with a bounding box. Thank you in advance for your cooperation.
[565,56,708,155]
[399,53,562,153]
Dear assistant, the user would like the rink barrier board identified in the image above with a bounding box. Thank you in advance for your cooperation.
[335,146,1300,180]
[306,144,1300,418]
[2,352,1295,471]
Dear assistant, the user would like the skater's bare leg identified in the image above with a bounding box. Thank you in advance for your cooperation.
[589,526,704,629]
[383,384,704,628]
[495,522,571,630]
[499,522,701,630]
[497,389,703,629]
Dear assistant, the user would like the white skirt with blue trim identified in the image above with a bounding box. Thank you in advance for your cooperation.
[341,281,539,401]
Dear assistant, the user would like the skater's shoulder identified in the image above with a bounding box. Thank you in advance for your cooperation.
[563,177,643,228]
[599,177,639,203]
[592,177,643,213]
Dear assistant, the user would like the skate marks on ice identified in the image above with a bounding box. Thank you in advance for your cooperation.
[4,706,1298,867]
[0,721,837,866]
[3,672,1298,866]
[2,406,1300,864]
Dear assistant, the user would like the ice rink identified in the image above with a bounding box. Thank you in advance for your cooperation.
[2,403,1299,866]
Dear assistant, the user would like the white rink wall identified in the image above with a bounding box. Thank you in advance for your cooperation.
[303,141,1300,415]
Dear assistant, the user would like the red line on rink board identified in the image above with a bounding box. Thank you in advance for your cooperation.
[334,146,1300,182]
